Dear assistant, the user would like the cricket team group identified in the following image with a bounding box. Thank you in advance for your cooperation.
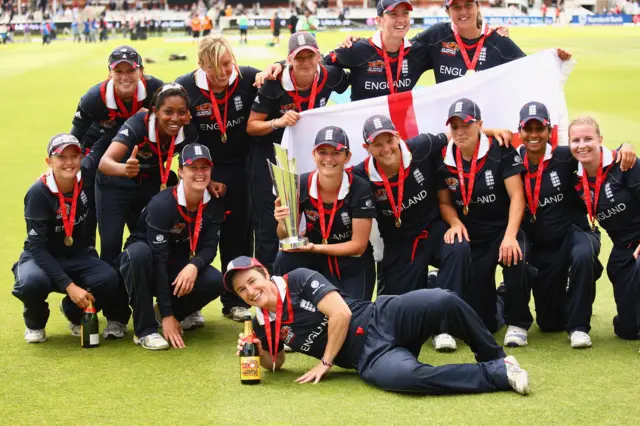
[11,0,640,396]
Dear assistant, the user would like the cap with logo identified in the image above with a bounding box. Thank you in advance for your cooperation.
[288,31,320,58]
[445,0,478,8]
[47,133,82,156]
[223,256,265,291]
[446,98,481,125]
[377,0,413,16]
[109,45,143,70]
[314,126,350,151]
[519,101,550,128]
[362,114,398,144]
[179,143,213,166]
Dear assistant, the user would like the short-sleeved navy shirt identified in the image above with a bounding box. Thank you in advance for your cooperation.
[436,135,525,245]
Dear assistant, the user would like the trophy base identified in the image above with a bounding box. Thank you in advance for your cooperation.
[280,237,310,250]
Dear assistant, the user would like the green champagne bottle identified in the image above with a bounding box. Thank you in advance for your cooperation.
[240,313,261,385]
[81,301,99,349]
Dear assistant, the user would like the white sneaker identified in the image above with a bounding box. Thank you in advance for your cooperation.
[134,333,169,350]
[504,356,529,395]
[103,321,127,339]
[504,325,528,347]
[432,333,457,352]
[569,331,592,349]
[59,301,80,337]
[225,306,251,322]
[180,315,196,331]
[284,344,293,352]
[24,328,46,343]
[186,311,205,328]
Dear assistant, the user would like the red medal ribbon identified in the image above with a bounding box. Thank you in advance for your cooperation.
[54,177,81,243]
[173,187,204,257]
[200,71,240,141]
[100,79,146,120]
[378,157,405,227]
[316,174,341,245]
[455,141,481,215]
[452,23,490,73]
[262,283,283,372]
[523,153,546,221]
[290,68,319,112]
[380,34,406,95]
[155,126,176,188]
[580,152,609,231]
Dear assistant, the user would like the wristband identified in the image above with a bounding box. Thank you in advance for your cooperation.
[271,119,278,130]
[321,358,333,368]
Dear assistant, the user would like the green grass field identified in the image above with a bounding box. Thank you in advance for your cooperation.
[1,26,639,425]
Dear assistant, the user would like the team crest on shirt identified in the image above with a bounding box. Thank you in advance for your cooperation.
[441,42,459,56]
[401,59,409,75]
[550,171,561,189]
[484,170,495,189]
[195,102,212,117]
[234,96,243,111]
[99,119,117,129]
[478,47,487,63]
[513,155,524,166]
[445,177,459,191]
[341,211,351,227]
[605,183,614,200]
[367,60,385,74]
[413,169,425,185]
[56,204,71,219]
[80,191,88,205]
[375,188,388,201]
[279,103,296,114]
[300,299,317,312]
[318,98,326,108]
[137,145,154,159]
[170,223,186,234]
[280,326,295,344]
[305,209,319,222]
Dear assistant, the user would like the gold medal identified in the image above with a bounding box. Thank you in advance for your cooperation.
[395,217,401,228]
[465,69,476,76]
[64,236,74,246]
[221,133,227,143]
[463,206,469,215]
[160,183,167,190]
[189,251,195,259]
[322,238,328,245]
[531,214,536,223]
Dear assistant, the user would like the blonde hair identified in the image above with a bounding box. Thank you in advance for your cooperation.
[569,116,601,138]
[198,35,242,79]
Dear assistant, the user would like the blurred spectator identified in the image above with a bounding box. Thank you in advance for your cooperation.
[288,8,297,35]
[202,14,212,36]
[225,4,232,16]
[296,8,317,35]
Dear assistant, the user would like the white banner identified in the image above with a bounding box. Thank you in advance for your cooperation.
[282,49,574,173]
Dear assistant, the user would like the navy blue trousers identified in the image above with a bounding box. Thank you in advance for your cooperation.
[527,225,602,334]
[358,289,509,395]
[249,144,279,273]
[118,242,224,338]
[11,249,128,329]
[380,220,470,296]
[212,161,252,311]
[466,229,534,333]
[274,247,376,301]
[606,244,640,340]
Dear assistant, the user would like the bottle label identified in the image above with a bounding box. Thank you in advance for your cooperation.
[240,356,261,381]
[90,334,99,345]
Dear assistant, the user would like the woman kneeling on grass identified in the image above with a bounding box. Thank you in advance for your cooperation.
[227,256,530,395]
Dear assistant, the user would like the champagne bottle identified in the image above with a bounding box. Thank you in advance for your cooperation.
[240,313,261,385]
[81,301,99,349]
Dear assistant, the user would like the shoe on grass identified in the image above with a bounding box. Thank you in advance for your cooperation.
[224,306,251,322]
[134,333,169,350]
[432,333,457,352]
[187,311,205,327]
[504,325,528,347]
[504,355,529,395]
[103,321,127,339]
[59,301,80,337]
[25,328,46,343]
[569,331,592,349]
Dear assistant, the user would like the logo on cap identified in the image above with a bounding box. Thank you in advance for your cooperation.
[297,34,306,45]
[194,145,203,155]
[325,129,333,140]
[373,118,383,129]
[454,102,463,113]
[528,104,537,116]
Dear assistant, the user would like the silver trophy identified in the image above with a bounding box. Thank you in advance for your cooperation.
[268,144,309,250]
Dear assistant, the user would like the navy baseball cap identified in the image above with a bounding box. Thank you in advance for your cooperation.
[224,256,265,291]
[377,0,413,16]
[109,45,142,69]
[314,126,350,151]
[519,101,551,128]
[446,98,481,125]
[362,114,398,143]
[445,0,478,8]
[179,143,213,166]
[288,31,320,57]
[47,133,81,156]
